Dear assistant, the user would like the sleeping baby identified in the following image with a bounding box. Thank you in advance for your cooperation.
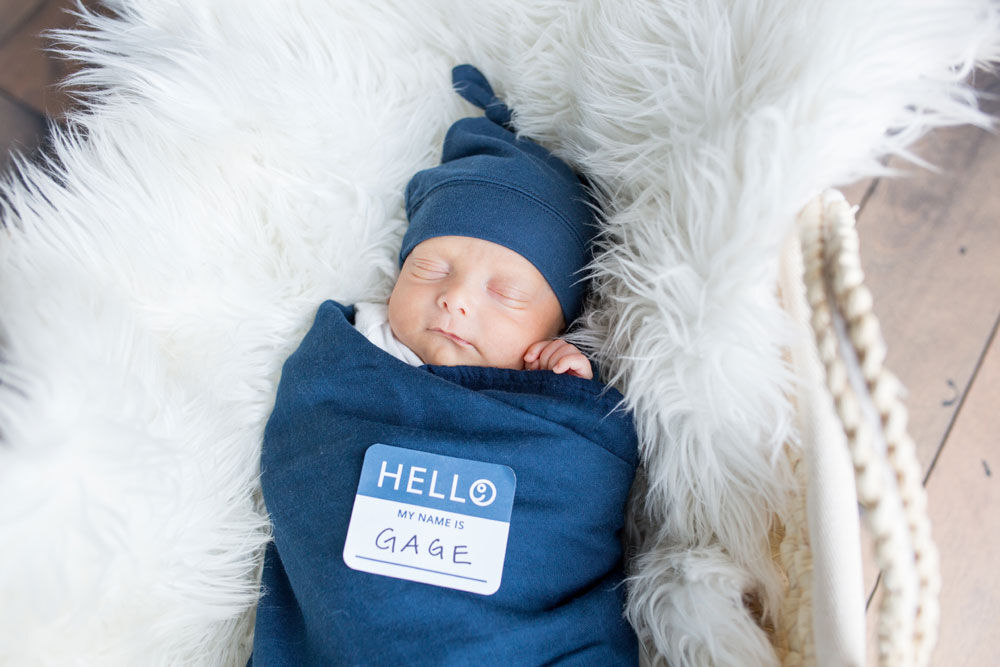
[251,65,639,665]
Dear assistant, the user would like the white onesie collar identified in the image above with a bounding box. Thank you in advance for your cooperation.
[353,302,424,367]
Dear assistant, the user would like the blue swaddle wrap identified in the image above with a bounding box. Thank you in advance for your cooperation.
[252,301,639,665]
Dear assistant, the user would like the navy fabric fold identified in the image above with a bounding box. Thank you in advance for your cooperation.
[252,300,639,666]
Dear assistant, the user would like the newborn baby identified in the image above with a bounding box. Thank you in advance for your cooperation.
[252,65,638,666]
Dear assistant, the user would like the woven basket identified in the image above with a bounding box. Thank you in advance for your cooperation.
[775,190,940,666]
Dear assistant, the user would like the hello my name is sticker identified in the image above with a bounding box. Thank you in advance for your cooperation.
[342,443,516,595]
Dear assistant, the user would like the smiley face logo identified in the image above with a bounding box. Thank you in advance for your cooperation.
[469,479,497,506]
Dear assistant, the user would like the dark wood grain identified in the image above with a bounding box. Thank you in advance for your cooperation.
[0,90,44,172]
[0,0,88,117]
[0,0,44,46]
[839,179,876,213]
[925,326,1000,666]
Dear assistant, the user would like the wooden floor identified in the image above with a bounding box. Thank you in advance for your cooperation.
[2,2,997,664]
[844,66,1000,665]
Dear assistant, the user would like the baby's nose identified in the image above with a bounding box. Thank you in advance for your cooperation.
[437,290,469,316]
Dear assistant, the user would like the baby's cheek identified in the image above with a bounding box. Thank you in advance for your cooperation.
[480,318,532,369]
[508,341,536,370]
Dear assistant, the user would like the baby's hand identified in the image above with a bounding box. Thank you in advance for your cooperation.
[523,339,594,380]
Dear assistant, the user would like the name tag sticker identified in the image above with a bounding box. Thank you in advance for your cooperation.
[342,443,516,596]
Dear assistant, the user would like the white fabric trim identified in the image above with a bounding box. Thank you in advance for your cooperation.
[353,302,423,367]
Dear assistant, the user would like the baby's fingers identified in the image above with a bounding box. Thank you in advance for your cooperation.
[536,339,569,369]
[523,340,552,364]
[552,353,593,380]
[526,339,562,365]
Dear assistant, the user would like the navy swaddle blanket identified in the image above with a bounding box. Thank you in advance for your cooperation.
[252,301,639,665]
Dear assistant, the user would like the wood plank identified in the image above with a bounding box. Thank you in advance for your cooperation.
[0,0,89,117]
[855,69,1000,474]
[866,322,1000,666]
[857,100,1000,592]
[856,69,1000,662]
[0,0,44,46]
[0,89,45,171]
[838,178,876,213]
[926,323,1000,666]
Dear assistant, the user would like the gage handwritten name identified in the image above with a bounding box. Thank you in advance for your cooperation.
[374,527,472,565]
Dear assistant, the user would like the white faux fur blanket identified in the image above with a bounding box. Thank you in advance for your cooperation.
[1,1,997,665]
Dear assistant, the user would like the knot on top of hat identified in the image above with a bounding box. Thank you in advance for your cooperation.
[452,64,514,130]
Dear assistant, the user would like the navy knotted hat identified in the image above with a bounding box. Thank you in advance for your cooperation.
[401,64,597,326]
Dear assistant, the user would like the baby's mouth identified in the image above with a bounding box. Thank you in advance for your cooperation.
[431,328,473,347]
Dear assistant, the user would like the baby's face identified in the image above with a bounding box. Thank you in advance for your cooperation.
[387,236,564,369]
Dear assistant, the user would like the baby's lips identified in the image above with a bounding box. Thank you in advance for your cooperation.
[432,327,474,348]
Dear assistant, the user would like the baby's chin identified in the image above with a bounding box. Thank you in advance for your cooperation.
[415,343,522,370]
[411,341,476,367]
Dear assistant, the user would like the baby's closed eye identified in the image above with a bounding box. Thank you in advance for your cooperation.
[410,259,450,279]
[488,283,529,306]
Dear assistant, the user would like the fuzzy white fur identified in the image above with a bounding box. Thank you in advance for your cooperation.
[1,1,997,665]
